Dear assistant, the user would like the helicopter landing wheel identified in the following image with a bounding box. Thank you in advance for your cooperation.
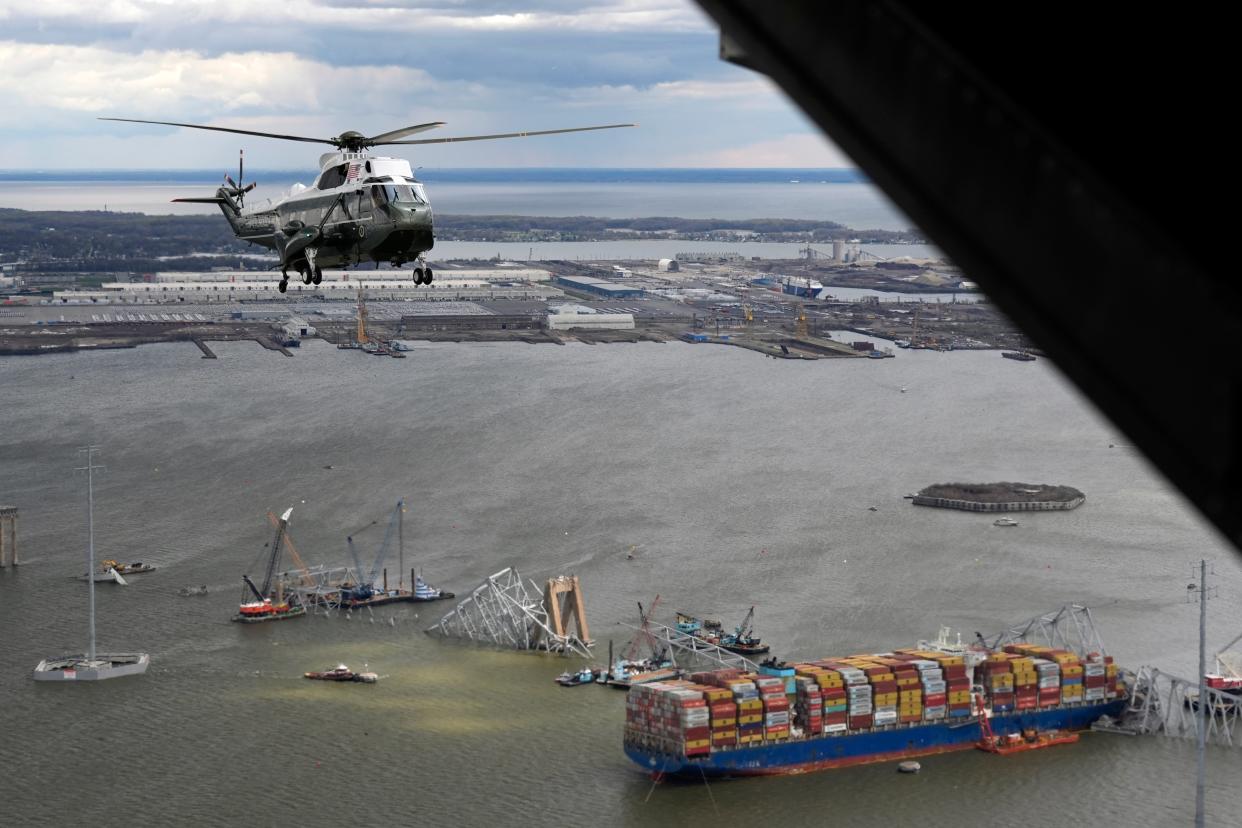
[301,271,313,286]
[312,267,322,286]
[413,267,425,285]
[423,265,433,285]
[277,279,288,294]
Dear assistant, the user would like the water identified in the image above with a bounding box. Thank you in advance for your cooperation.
[2,341,1240,825]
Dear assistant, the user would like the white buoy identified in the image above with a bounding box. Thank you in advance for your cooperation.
[898,761,921,774]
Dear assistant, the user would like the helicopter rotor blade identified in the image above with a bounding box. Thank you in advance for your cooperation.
[366,122,446,144]
[98,117,336,146]
[379,123,636,145]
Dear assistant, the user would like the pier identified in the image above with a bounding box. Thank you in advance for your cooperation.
[0,506,16,567]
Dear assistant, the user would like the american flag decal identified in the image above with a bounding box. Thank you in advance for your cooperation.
[347,162,360,181]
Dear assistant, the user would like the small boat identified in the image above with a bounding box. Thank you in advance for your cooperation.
[104,559,155,575]
[993,517,1019,527]
[556,667,599,687]
[80,566,128,585]
[304,664,378,683]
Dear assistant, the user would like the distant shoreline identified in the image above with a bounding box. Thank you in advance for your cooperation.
[0,167,870,185]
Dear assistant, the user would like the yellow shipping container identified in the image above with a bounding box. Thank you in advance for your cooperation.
[896,676,921,687]
[712,716,737,727]
[1062,665,1084,678]
[684,739,711,750]
[1106,664,1118,677]
[739,713,763,725]
[935,656,965,667]
[875,693,898,705]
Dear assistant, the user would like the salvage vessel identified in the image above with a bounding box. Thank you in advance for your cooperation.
[623,629,1125,778]
[233,507,306,623]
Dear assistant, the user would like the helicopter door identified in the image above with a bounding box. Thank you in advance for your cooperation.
[353,188,373,224]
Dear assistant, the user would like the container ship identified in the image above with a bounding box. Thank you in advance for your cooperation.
[623,633,1125,778]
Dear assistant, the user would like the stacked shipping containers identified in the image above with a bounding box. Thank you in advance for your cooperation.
[624,682,711,757]
[625,643,1122,759]
[793,675,824,735]
[754,676,790,741]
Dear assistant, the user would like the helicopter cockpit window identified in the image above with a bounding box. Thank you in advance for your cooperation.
[318,164,349,190]
[383,184,423,205]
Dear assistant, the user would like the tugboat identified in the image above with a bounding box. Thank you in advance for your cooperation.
[232,507,306,623]
[555,666,599,687]
[304,664,378,683]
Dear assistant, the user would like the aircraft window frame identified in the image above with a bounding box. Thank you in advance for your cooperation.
[383,184,423,205]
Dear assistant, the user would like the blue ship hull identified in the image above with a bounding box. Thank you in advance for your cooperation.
[624,698,1126,778]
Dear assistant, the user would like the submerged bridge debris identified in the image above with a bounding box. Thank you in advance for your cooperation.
[426,568,592,658]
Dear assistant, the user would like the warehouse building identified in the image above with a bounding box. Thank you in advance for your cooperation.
[552,274,645,299]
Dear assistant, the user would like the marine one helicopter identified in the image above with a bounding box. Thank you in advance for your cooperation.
[101,118,634,293]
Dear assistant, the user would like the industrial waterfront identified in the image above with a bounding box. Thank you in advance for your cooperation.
[1,339,1240,824]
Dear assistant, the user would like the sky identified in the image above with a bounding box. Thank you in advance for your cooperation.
[0,0,856,170]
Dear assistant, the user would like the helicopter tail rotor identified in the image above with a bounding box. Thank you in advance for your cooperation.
[222,149,256,208]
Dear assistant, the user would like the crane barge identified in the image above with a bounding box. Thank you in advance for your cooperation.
[233,508,307,623]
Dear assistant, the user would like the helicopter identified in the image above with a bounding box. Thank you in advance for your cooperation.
[100,118,635,293]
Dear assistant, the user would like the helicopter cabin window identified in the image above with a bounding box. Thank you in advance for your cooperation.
[318,164,349,190]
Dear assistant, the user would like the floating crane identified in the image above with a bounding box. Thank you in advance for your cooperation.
[234,508,306,623]
[341,499,402,604]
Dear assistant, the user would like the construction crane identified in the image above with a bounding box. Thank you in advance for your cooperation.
[743,303,754,330]
[266,509,313,587]
[356,286,369,345]
[795,306,809,338]
[624,594,663,662]
[243,507,292,603]
[341,500,402,602]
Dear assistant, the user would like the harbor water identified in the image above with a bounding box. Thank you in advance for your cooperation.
[1,341,1240,825]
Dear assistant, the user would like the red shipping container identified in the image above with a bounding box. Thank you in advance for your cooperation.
[849,714,874,729]
[870,680,898,693]
[683,726,711,740]
[899,712,921,723]
[1085,675,1107,687]
[1016,697,1037,710]
[824,712,848,724]
[942,665,967,679]
[924,693,947,706]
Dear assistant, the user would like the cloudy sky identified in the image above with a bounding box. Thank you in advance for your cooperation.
[0,0,854,170]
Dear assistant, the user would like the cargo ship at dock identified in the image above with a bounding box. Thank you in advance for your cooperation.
[623,630,1126,779]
